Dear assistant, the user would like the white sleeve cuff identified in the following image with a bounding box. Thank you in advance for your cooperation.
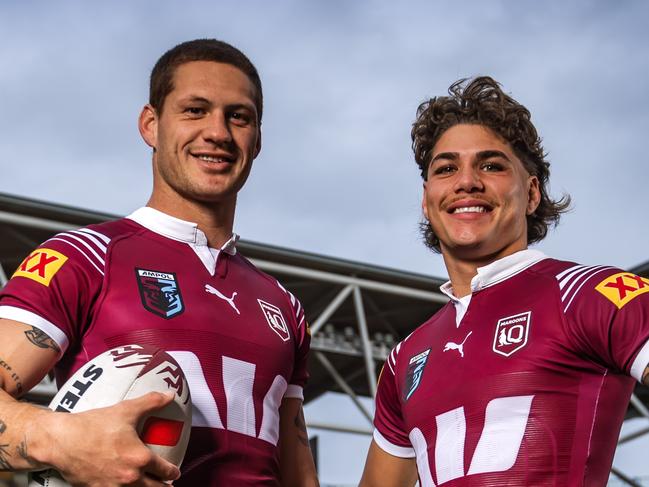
[284,384,304,400]
[0,305,68,355]
[373,429,415,458]
[631,339,649,382]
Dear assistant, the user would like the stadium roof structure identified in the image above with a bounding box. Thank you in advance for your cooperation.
[1,192,648,486]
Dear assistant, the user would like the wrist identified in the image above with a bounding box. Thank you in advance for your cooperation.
[22,404,57,469]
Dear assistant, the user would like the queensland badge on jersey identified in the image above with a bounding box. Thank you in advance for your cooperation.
[595,272,649,309]
[13,248,68,286]
[403,349,430,401]
[135,268,184,319]
[493,311,531,357]
[258,299,290,342]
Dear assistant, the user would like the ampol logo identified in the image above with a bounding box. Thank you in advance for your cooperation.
[492,311,531,357]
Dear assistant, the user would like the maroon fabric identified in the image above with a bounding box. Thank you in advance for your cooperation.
[0,217,310,486]
[374,258,649,486]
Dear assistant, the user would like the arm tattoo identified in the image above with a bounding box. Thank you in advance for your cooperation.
[0,358,23,395]
[643,366,649,386]
[24,327,60,353]
[294,409,310,447]
[0,420,5,435]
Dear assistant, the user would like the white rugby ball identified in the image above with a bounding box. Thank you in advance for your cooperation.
[27,344,192,487]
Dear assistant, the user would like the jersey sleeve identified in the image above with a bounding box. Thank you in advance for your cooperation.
[0,231,105,354]
[561,266,649,382]
[280,287,311,400]
[373,345,415,458]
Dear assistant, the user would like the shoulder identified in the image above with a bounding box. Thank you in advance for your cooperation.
[32,218,140,277]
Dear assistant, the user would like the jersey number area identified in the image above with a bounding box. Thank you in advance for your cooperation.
[411,395,534,486]
[169,351,288,446]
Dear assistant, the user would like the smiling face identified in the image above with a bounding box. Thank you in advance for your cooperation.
[422,124,541,264]
[139,60,261,209]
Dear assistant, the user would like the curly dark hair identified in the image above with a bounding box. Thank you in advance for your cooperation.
[411,76,570,253]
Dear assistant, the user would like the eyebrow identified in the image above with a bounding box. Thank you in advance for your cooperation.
[431,149,511,163]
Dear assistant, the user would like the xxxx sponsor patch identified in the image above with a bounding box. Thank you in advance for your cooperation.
[13,248,68,286]
[595,272,649,309]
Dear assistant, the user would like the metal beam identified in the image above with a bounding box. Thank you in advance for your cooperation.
[0,210,79,232]
[629,394,649,419]
[353,286,377,398]
[307,421,372,436]
[314,352,373,425]
[0,262,7,288]
[310,284,354,334]
[610,466,643,487]
[250,259,447,303]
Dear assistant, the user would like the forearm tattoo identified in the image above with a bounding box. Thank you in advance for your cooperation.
[294,409,310,447]
[16,438,30,464]
[0,358,23,395]
[24,327,60,353]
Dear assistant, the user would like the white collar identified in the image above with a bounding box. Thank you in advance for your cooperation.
[127,207,238,255]
[440,249,547,299]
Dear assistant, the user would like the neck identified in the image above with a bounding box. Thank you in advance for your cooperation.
[441,244,528,298]
[147,192,236,249]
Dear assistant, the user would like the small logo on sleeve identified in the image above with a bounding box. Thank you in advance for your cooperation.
[493,311,531,357]
[13,248,68,286]
[595,272,649,309]
[135,269,184,319]
[403,349,430,401]
[258,299,290,342]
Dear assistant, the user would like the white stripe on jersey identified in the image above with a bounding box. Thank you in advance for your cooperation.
[49,237,104,276]
[70,229,108,254]
[56,231,106,266]
[557,265,615,313]
[77,227,111,245]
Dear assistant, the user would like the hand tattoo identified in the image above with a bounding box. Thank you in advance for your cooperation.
[24,327,60,353]
[0,443,12,470]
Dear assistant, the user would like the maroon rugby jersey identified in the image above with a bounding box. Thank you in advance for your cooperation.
[374,249,649,486]
[0,207,310,486]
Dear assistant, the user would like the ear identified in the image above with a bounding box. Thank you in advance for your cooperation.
[138,104,158,150]
[421,181,430,221]
[526,176,541,215]
[253,127,262,159]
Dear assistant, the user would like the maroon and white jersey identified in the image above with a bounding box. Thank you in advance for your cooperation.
[374,249,649,486]
[0,207,310,486]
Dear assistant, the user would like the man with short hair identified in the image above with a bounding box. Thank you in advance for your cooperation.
[0,39,319,486]
[360,76,649,486]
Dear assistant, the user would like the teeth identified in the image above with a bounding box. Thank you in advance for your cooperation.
[197,155,226,163]
[453,206,486,214]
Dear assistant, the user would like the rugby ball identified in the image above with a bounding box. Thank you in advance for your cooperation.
[28,344,192,487]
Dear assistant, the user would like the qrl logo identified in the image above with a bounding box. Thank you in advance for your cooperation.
[493,312,531,357]
[258,299,290,342]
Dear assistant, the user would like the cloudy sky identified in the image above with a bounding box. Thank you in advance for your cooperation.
[2,1,649,484]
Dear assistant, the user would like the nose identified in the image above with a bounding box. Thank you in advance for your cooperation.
[202,111,233,145]
[453,165,484,193]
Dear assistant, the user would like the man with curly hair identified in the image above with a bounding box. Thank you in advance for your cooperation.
[360,76,649,486]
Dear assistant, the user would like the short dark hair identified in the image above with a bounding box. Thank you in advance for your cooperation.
[149,39,263,121]
[412,76,570,252]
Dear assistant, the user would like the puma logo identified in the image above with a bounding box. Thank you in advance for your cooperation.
[205,284,240,315]
[443,331,473,358]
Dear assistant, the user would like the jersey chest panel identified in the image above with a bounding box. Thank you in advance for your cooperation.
[57,234,297,483]
[397,272,634,485]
